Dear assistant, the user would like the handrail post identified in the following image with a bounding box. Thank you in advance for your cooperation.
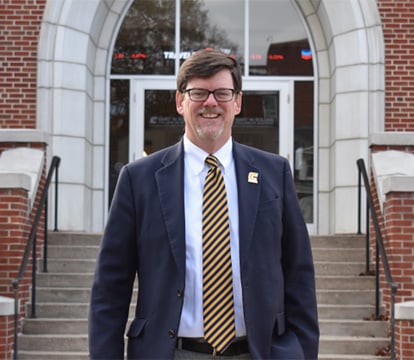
[12,155,61,359]
[31,234,37,318]
[357,165,362,234]
[356,158,398,360]
[43,194,48,273]
[365,199,370,274]
[375,240,380,320]
[13,282,18,360]
[54,161,59,231]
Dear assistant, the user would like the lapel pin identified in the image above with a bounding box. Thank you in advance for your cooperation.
[248,172,259,184]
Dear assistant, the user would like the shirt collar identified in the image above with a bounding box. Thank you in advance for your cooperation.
[183,135,233,175]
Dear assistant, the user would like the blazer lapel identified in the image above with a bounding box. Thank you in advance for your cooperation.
[233,141,261,266]
[155,141,186,278]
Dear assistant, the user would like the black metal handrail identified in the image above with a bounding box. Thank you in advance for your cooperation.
[11,155,61,360]
[357,158,398,360]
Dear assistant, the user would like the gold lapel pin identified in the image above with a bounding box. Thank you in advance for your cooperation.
[248,172,259,184]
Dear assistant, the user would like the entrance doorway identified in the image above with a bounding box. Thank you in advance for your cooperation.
[129,78,293,163]
[109,77,314,227]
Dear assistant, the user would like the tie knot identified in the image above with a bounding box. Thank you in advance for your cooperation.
[205,154,219,169]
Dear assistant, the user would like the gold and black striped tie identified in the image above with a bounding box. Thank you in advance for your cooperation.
[202,154,236,354]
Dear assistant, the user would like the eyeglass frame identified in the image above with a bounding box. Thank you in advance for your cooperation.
[182,88,237,102]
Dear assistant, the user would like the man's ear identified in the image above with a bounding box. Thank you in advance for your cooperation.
[176,91,184,115]
[234,92,242,115]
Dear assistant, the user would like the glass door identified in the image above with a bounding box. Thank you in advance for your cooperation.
[130,78,293,165]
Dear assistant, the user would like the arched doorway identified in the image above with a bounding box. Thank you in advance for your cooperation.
[36,0,384,234]
[109,0,316,227]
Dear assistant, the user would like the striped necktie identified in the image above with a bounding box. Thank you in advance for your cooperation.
[202,154,236,354]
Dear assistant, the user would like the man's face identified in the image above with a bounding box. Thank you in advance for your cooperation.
[176,69,242,152]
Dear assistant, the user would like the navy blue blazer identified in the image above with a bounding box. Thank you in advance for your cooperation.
[89,140,319,359]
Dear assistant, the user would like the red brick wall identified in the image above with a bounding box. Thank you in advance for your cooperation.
[395,320,414,360]
[0,0,46,129]
[383,191,414,302]
[0,315,14,360]
[377,0,414,131]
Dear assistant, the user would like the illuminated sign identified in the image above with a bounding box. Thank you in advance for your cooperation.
[301,49,312,60]
[268,54,284,61]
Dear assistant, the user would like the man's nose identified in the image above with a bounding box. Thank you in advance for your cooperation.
[204,92,218,105]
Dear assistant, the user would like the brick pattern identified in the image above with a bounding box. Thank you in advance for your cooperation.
[0,142,47,360]
[377,0,414,131]
[0,315,14,360]
[0,0,46,128]
[371,144,414,360]
[395,320,414,360]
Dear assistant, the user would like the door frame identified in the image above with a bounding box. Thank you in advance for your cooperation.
[130,76,294,167]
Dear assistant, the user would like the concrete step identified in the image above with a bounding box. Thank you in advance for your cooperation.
[18,334,87,352]
[312,248,365,262]
[318,355,388,360]
[315,275,374,290]
[47,232,101,246]
[18,351,89,360]
[314,261,366,276]
[22,318,88,335]
[40,258,97,273]
[37,273,94,288]
[319,319,388,337]
[319,335,389,355]
[317,289,375,305]
[311,235,366,248]
[22,317,388,339]
[47,245,99,259]
[26,302,136,319]
[317,304,379,320]
[18,232,390,359]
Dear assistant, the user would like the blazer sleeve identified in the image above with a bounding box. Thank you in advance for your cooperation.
[276,159,319,359]
[89,165,138,359]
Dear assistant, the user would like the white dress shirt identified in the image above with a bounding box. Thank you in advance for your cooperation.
[178,135,247,338]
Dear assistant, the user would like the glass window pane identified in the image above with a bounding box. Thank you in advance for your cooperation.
[249,0,312,76]
[233,91,279,154]
[180,0,244,68]
[294,81,314,223]
[109,80,129,205]
[145,90,184,154]
[111,0,176,75]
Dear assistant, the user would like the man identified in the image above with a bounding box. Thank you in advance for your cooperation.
[89,49,319,359]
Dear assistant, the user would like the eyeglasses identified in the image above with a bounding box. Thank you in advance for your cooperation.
[183,88,236,102]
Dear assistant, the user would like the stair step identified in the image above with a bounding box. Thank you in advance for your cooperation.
[37,287,91,303]
[37,273,94,288]
[314,261,366,276]
[22,318,388,338]
[312,248,365,262]
[319,319,388,337]
[47,245,99,259]
[316,275,374,290]
[317,289,375,305]
[317,304,380,320]
[48,232,101,246]
[18,232,390,359]
[27,302,135,319]
[18,334,87,352]
[18,351,89,360]
[319,335,389,355]
[40,259,97,273]
[22,318,88,334]
[311,235,366,248]
[318,355,388,360]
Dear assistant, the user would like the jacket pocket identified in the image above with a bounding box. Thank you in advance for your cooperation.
[127,318,147,338]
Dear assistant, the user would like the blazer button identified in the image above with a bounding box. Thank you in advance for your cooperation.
[177,289,183,298]
[168,329,176,338]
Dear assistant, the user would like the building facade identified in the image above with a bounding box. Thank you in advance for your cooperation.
[0,0,413,236]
